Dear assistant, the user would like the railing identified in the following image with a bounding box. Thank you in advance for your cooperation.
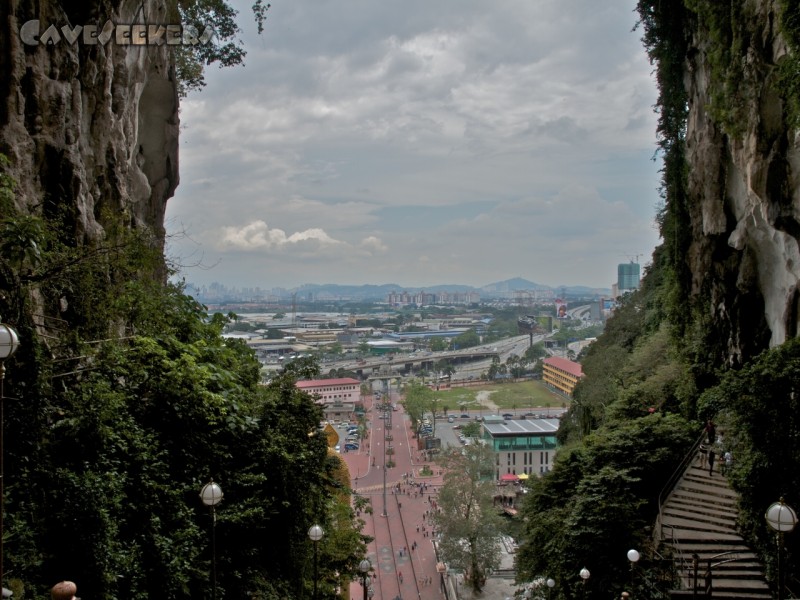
[654,431,706,544]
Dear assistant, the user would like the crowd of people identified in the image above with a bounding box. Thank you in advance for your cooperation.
[699,419,733,476]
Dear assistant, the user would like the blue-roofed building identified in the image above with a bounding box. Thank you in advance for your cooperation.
[481,417,560,479]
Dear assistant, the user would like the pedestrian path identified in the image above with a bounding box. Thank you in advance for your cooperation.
[344,393,449,600]
[659,453,770,599]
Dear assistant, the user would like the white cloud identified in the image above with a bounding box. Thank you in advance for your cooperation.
[217,220,387,258]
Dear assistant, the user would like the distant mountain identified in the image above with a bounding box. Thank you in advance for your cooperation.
[190,279,611,303]
[481,277,549,292]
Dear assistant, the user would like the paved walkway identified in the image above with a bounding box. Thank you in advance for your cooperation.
[340,393,446,600]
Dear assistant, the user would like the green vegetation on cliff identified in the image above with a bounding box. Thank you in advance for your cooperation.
[0,162,366,599]
[518,2,800,598]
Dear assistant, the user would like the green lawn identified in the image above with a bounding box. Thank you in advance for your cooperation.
[432,380,570,413]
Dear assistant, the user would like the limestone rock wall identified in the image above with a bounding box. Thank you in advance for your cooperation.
[683,0,800,363]
[0,0,179,248]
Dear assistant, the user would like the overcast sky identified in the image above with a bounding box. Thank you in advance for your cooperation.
[165,0,662,291]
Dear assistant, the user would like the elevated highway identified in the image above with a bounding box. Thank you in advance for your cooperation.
[330,335,533,381]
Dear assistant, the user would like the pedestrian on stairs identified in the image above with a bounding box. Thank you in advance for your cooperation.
[705,419,716,444]
[699,444,708,469]
[722,450,732,475]
[708,448,716,475]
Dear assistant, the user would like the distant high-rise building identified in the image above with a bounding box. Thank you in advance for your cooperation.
[617,262,640,291]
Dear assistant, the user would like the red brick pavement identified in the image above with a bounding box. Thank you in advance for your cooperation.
[340,395,446,600]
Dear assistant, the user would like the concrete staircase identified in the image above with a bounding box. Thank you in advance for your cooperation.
[659,454,771,600]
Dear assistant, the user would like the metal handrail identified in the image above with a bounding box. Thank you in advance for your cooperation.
[655,431,706,541]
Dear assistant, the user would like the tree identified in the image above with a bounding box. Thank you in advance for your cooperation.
[524,343,547,362]
[173,0,272,95]
[358,338,370,356]
[403,382,437,435]
[460,421,481,439]
[516,413,694,599]
[452,329,480,350]
[487,356,502,380]
[1,265,362,598]
[433,445,503,592]
[430,337,448,352]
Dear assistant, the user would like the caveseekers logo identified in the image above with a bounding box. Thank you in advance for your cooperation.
[19,20,214,46]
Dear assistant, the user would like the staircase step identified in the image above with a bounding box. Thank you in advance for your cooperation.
[663,507,737,530]
[660,449,770,600]
[663,524,747,541]
[674,481,738,501]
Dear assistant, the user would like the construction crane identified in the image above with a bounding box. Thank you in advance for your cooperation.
[622,253,642,263]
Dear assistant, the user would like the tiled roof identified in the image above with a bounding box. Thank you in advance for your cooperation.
[543,356,584,377]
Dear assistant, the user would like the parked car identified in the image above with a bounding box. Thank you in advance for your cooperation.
[502,413,514,420]
[345,443,359,451]
[447,415,455,423]
[460,414,470,419]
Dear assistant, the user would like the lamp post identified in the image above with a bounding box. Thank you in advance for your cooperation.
[0,320,20,594]
[546,578,555,600]
[766,498,797,600]
[579,567,590,600]
[308,524,324,600]
[200,480,223,600]
[359,558,371,600]
[627,548,640,594]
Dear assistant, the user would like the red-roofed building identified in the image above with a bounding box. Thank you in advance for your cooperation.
[542,356,584,397]
[296,378,361,422]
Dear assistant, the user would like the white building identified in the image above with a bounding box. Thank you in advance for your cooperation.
[481,417,560,478]
[296,377,361,422]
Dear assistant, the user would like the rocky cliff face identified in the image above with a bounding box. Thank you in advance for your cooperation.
[682,0,800,364]
[0,0,179,248]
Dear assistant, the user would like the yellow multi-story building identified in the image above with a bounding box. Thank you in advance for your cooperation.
[542,356,583,397]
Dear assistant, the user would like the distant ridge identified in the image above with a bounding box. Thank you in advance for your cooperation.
[189,278,612,302]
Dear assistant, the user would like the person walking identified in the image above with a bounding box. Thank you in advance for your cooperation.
[705,419,716,444]
[722,450,733,475]
[708,448,716,476]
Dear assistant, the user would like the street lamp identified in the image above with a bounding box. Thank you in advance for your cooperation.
[359,558,371,600]
[766,498,797,600]
[627,549,640,567]
[200,480,223,600]
[0,320,20,594]
[626,549,640,595]
[579,567,590,599]
[308,524,324,600]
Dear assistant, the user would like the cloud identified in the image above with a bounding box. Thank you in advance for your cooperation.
[218,220,387,257]
[166,0,662,289]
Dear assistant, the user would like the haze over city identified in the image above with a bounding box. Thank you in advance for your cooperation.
[166,0,662,291]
